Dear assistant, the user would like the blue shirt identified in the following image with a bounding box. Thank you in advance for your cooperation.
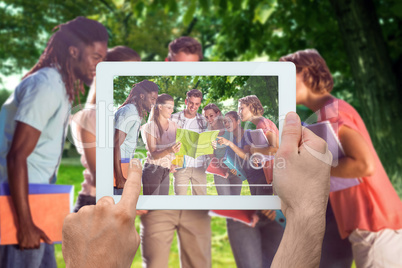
[114,104,142,160]
[0,67,70,184]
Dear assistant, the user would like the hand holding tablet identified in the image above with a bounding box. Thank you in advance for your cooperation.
[273,112,331,220]
[271,112,331,268]
[62,159,142,268]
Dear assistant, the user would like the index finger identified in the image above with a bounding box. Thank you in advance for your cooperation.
[118,158,142,216]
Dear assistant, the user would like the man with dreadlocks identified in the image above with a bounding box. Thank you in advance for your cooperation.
[113,80,159,195]
[0,17,108,267]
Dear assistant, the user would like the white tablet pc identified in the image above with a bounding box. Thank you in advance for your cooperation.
[96,62,295,209]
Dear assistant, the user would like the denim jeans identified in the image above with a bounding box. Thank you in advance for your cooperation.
[0,243,56,268]
[142,163,170,195]
[214,173,242,195]
[227,217,284,268]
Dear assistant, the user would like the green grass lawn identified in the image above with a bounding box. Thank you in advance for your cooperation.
[55,157,237,267]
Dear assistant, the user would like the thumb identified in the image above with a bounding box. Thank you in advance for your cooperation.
[278,112,301,156]
[40,230,52,244]
[300,127,333,165]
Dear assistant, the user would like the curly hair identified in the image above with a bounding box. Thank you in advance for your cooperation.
[238,95,264,116]
[279,49,334,94]
[24,16,108,103]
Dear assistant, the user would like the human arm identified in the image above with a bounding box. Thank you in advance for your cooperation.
[331,125,375,178]
[250,131,279,155]
[145,131,181,160]
[217,137,249,160]
[113,129,127,189]
[271,112,331,268]
[62,159,142,267]
[7,122,52,249]
[79,126,96,186]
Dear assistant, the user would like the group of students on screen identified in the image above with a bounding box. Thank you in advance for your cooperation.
[114,88,277,197]
[2,15,401,268]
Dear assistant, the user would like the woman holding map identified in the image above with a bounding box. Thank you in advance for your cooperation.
[204,105,242,195]
[141,94,181,195]
[280,49,402,267]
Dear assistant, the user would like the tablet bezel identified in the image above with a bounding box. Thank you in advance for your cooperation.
[96,62,295,209]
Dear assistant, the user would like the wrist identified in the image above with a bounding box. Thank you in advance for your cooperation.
[18,217,34,228]
[284,206,326,231]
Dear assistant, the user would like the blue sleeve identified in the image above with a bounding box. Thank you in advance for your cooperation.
[14,75,60,131]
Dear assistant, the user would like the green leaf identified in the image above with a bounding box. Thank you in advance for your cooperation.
[253,1,277,24]
[112,0,125,9]
[227,76,236,83]
[183,0,196,26]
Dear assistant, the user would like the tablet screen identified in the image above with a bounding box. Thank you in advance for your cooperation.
[112,75,278,197]
[96,62,295,209]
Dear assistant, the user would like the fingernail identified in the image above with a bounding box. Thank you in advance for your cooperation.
[285,112,299,125]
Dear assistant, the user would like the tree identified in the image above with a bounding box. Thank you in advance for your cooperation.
[329,0,402,182]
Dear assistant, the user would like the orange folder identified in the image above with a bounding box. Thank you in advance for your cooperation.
[0,190,72,245]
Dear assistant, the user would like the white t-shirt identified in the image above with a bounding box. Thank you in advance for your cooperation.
[114,104,142,160]
[0,67,70,184]
[70,107,96,197]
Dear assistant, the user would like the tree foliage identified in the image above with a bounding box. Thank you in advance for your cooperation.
[113,75,278,121]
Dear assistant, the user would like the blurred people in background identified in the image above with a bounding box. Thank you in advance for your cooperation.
[71,46,140,212]
[0,17,108,267]
[280,49,402,268]
[166,36,203,62]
